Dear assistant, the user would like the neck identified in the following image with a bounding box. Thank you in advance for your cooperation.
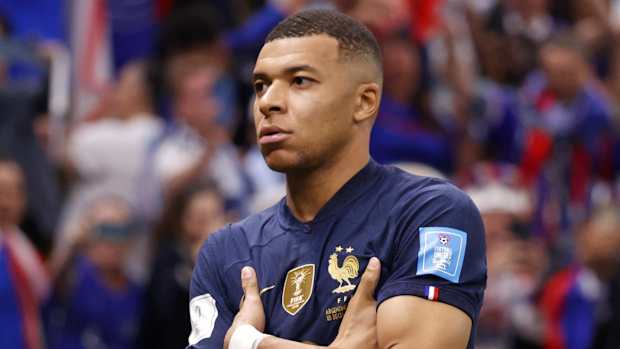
[285,146,369,223]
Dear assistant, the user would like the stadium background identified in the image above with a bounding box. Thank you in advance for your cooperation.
[0,0,619,348]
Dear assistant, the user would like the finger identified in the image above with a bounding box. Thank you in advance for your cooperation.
[238,266,266,331]
[241,266,260,302]
[356,257,381,299]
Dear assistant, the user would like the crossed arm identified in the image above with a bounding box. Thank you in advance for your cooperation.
[224,258,472,349]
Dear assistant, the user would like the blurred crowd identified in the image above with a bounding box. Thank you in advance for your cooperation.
[1,0,620,348]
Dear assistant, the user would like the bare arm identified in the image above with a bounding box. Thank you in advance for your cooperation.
[258,302,470,349]
[377,295,472,349]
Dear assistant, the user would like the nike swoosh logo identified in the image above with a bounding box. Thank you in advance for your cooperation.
[260,285,276,295]
[240,285,277,307]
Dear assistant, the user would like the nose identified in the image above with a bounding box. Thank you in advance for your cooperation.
[257,81,287,117]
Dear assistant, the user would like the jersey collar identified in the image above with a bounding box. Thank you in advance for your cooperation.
[277,159,383,232]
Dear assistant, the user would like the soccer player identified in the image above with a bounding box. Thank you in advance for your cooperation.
[188,9,486,349]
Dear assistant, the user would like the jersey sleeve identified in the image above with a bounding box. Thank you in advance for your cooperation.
[377,183,487,322]
[187,230,235,349]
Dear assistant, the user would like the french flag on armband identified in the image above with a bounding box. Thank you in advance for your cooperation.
[425,286,439,301]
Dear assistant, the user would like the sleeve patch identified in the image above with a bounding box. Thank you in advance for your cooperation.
[188,294,218,345]
[416,227,467,283]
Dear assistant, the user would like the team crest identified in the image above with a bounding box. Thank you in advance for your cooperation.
[282,264,315,316]
[328,246,360,294]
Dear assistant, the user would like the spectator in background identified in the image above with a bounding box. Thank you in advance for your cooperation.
[60,61,160,231]
[471,0,562,86]
[45,196,143,349]
[139,181,226,349]
[467,163,547,349]
[0,158,48,349]
[520,34,615,241]
[141,5,250,223]
[370,35,453,172]
[0,17,61,253]
[538,204,620,349]
[57,61,160,282]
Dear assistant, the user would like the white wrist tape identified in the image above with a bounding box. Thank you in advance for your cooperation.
[230,324,268,349]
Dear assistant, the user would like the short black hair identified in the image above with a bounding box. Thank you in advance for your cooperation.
[266,9,382,72]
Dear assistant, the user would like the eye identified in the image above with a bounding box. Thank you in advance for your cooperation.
[253,80,267,95]
[292,76,312,87]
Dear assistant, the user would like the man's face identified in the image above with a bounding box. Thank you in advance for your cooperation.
[167,47,224,135]
[174,66,221,134]
[252,35,359,172]
[182,191,225,243]
[85,200,133,273]
[383,39,420,102]
[540,46,584,99]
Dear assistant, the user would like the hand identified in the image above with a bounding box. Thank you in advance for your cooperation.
[330,257,382,349]
[224,267,267,349]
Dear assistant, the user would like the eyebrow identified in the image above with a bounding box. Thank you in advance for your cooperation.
[252,64,320,82]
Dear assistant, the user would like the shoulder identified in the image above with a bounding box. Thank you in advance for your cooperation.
[380,165,474,211]
[376,165,482,239]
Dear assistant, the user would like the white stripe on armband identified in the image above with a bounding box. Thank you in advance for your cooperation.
[230,324,268,349]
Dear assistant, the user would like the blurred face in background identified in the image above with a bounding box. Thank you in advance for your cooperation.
[172,65,221,136]
[382,37,420,103]
[0,161,26,231]
[168,46,225,136]
[85,198,134,274]
[113,62,151,119]
[578,210,620,280]
[540,44,586,100]
[181,190,225,260]
[182,190,225,243]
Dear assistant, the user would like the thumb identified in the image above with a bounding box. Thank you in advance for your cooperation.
[356,257,381,299]
[241,266,260,302]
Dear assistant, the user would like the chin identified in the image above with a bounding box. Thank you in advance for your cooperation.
[261,149,308,173]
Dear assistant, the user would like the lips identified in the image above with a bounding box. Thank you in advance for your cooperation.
[258,125,291,145]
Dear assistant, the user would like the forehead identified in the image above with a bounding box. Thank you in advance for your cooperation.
[254,35,340,74]
[90,200,131,224]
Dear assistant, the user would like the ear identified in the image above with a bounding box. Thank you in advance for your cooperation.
[353,82,381,123]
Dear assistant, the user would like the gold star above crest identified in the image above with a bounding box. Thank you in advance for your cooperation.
[346,246,354,253]
[335,246,344,253]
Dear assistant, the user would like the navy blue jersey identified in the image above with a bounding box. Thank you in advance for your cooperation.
[188,160,486,348]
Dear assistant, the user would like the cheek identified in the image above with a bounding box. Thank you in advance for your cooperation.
[252,101,261,129]
[291,91,351,141]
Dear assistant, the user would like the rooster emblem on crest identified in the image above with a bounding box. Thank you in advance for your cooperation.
[328,246,360,293]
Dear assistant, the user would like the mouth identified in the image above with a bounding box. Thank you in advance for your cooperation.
[258,126,291,145]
